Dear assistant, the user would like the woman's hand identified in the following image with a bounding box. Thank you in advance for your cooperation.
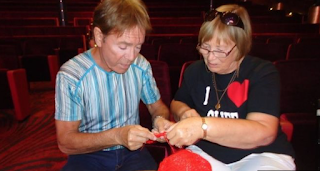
[166,117,203,148]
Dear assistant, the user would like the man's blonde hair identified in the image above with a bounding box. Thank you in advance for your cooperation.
[93,0,152,36]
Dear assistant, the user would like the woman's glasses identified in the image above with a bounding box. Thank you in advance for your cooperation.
[204,9,244,30]
[197,44,237,58]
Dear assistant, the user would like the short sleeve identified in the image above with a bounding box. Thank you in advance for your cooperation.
[55,72,83,121]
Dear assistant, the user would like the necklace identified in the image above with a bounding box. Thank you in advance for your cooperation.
[212,71,237,110]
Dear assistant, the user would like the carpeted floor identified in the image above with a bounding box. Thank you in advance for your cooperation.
[0,82,67,171]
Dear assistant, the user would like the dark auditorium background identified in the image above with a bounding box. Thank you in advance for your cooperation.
[0,0,320,170]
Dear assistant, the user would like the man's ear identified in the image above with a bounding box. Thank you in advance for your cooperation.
[93,27,103,47]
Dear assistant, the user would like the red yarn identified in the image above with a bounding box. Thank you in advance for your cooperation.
[158,149,212,171]
[145,132,211,170]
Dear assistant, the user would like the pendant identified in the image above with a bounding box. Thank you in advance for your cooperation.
[215,103,221,110]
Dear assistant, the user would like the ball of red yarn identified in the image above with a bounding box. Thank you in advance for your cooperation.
[158,149,212,171]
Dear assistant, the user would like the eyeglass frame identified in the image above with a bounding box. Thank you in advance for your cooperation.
[204,9,244,30]
[197,44,237,58]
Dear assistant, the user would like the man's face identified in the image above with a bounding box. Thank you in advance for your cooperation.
[97,26,145,74]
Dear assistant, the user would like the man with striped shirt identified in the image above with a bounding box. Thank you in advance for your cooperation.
[54,0,172,170]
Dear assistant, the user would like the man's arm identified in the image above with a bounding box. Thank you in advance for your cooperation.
[55,120,156,155]
[145,99,172,133]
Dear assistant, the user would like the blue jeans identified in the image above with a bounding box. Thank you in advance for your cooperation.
[62,147,157,171]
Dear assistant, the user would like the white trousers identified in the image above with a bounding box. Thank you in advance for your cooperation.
[187,145,296,171]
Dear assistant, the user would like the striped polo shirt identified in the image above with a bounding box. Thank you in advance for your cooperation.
[54,49,160,151]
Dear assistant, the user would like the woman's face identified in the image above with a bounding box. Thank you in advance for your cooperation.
[199,37,240,74]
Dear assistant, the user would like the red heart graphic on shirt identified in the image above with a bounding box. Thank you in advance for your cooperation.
[227,79,249,108]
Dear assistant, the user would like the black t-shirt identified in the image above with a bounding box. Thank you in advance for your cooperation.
[174,56,295,164]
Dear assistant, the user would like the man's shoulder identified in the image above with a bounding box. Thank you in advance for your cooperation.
[131,54,151,71]
[58,51,94,80]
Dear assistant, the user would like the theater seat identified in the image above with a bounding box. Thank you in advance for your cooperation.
[273,58,320,113]
[273,58,320,168]
[249,42,289,62]
[157,43,200,97]
[280,114,294,141]
[178,60,197,88]
[140,44,158,61]
[19,55,59,88]
[286,43,320,60]
[0,68,30,121]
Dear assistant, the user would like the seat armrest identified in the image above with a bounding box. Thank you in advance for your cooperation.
[280,114,294,141]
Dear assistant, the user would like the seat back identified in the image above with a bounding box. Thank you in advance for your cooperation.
[19,54,59,87]
[0,45,20,70]
[297,36,320,43]
[157,43,199,66]
[150,60,172,107]
[0,69,14,109]
[178,60,196,87]
[140,44,158,61]
[23,39,57,56]
[249,42,289,62]
[286,42,320,60]
[19,55,52,82]
[0,68,30,120]
[266,37,296,44]
[274,58,320,113]
[158,43,200,96]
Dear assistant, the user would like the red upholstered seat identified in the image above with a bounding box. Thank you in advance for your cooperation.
[274,58,320,113]
[297,36,320,43]
[0,45,20,70]
[178,60,197,88]
[157,43,200,96]
[19,54,59,88]
[273,58,320,169]
[249,42,289,62]
[0,68,30,121]
[286,42,320,60]
[140,44,158,61]
[266,37,296,44]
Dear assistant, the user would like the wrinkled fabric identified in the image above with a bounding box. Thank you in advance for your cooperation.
[158,148,211,171]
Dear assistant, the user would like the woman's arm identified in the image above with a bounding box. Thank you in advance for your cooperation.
[167,101,279,149]
[170,99,200,121]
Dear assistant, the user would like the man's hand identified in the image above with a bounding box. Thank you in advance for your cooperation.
[118,125,156,150]
[152,116,174,142]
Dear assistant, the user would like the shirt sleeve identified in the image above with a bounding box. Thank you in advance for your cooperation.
[247,61,281,117]
[140,61,161,105]
[55,72,83,121]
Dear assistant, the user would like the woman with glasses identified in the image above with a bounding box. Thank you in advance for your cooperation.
[166,4,295,170]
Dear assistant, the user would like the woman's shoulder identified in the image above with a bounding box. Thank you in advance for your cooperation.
[185,60,205,73]
[240,56,278,80]
[242,56,276,72]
